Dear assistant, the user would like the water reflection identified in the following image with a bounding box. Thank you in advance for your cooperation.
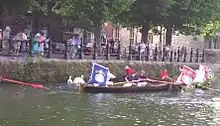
[0,85,220,125]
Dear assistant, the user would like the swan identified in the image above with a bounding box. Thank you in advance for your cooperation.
[73,75,85,85]
[67,76,73,84]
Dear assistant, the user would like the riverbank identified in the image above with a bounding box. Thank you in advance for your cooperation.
[0,56,219,84]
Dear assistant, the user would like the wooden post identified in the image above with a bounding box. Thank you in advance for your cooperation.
[93,42,97,59]
[189,48,193,62]
[117,41,121,60]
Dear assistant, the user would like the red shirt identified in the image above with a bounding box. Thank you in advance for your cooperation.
[161,70,168,79]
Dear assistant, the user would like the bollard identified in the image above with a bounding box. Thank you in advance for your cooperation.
[47,39,52,58]
[195,48,199,63]
[201,49,205,62]
[177,47,180,62]
[189,48,193,62]
[105,43,110,60]
[169,50,173,62]
[93,42,97,59]
[117,42,121,60]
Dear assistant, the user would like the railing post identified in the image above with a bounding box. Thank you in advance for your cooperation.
[47,39,52,58]
[105,42,110,60]
[79,39,84,59]
[162,47,165,61]
[117,41,121,60]
[137,45,141,61]
[174,51,176,61]
[177,46,180,62]
[183,48,187,62]
[201,49,205,63]
[189,48,193,62]
[195,48,199,63]
[169,49,173,62]
[153,44,158,61]
[145,45,149,61]
[93,42,97,59]
[128,40,132,60]
[64,41,68,60]
[124,47,127,58]
[29,37,32,57]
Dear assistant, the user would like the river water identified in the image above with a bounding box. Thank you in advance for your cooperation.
[1,84,220,126]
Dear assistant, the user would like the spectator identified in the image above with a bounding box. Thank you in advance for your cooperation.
[39,32,46,55]
[2,26,11,53]
[70,34,81,59]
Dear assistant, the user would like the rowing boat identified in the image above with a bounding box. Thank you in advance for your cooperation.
[79,83,181,93]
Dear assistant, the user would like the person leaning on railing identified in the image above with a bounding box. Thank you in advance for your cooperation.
[69,34,81,59]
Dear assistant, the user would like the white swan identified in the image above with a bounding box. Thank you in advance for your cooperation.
[73,75,85,85]
[67,76,73,84]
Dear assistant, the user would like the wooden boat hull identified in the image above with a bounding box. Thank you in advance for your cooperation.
[79,83,180,93]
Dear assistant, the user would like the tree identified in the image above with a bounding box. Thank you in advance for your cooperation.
[118,0,174,42]
[163,0,220,45]
[55,0,134,53]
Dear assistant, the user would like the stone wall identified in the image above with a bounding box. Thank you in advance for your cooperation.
[0,59,218,84]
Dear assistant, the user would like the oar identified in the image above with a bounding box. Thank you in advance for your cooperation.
[0,76,48,90]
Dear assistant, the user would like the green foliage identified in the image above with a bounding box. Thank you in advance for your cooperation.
[200,21,220,39]
[54,0,134,30]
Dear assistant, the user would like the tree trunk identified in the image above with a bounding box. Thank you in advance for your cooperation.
[94,25,102,55]
[141,23,150,43]
[165,24,173,46]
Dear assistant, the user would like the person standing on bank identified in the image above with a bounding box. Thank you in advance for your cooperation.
[2,26,11,55]
[70,34,81,59]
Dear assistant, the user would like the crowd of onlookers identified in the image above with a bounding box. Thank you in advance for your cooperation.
[0,26,49,56]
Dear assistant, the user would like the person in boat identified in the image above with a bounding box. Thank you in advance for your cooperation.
[161,69,174,81]
[125,72,139,82]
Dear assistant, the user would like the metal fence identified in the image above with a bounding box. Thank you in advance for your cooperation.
[0,39,205,63]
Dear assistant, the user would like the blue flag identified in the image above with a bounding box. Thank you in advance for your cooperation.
[90,63,109,86]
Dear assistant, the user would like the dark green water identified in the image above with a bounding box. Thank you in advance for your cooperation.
[0,84,220,126]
